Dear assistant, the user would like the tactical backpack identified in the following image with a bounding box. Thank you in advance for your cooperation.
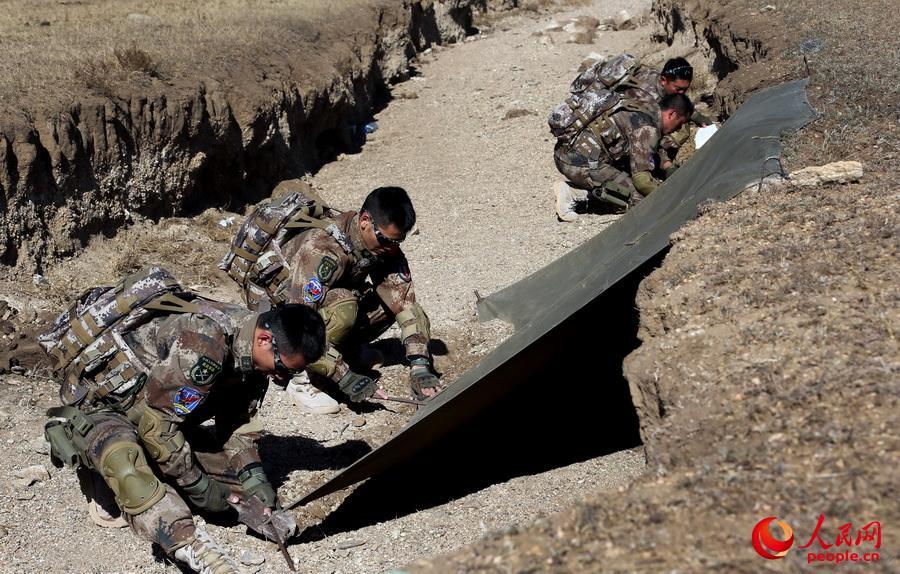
[38,266,203,406]
[219,184,353,309]
[548,53,640,146]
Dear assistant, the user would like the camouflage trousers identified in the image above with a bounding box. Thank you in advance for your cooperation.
[307,288,430,381]
[81,411,256,554]
[553,144,642,208]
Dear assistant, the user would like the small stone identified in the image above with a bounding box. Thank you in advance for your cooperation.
[15,492,35,501]
[30,437,51,455]
[613,10,635,30]
[351,416,366,428]
[14,464,49,487]
[10,366,25,375]
[240,549,265,566]
[336,538,366,550]
[761,4,777,11]
[0,525,8,537]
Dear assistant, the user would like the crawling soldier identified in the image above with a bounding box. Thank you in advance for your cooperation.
[40,267,325,573]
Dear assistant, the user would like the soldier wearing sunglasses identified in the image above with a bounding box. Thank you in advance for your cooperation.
[272,186,439,414]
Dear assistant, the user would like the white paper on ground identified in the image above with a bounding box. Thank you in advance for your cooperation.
[694,124,719,149]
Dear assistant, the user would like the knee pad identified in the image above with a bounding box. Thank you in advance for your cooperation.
[319,297,359,346]
[100,441,165,515]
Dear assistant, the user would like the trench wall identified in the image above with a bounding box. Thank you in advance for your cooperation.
[0,0,516,273]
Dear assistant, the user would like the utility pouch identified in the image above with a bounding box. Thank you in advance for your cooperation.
[45,406,94,469]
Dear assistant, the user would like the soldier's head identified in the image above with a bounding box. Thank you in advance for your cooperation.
[659,93,695,135]
[660,57,693,95]
[253,305,326,381]
[358,186,416,256]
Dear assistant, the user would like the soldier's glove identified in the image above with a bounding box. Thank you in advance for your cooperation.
[664,162,681,178]
[238,463,276,509]
[229,493,297,542]
[337,370,378,402]
[182,473,232,513]
[408,357,440,400]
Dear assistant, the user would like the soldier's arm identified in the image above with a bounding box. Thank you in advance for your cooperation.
[629,125,663,196]
[285,233,347,310]
[138,314,227,488]
[373,256,430,360]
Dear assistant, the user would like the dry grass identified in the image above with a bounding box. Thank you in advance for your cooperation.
[0,0,368,111]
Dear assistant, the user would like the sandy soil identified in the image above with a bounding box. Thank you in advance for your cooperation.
[0,1,688,572]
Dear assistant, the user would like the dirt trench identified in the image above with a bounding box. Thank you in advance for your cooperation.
[0,0,493,274]
[410,0,900,572]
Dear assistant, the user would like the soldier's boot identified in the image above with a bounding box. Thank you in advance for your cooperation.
[287,371,340,415]
[173,528,240,574]
[555,181,588,222]
[78,468,127,528]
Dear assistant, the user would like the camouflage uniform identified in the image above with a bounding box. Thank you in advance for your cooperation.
[49,302,267,555]
[619,65,711,157]
[270,211,430,383]
[553,104,663,205]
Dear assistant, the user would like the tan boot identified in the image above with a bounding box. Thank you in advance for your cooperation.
[173,528,240,574]
[555,181,588,222]
[79,468,127,529]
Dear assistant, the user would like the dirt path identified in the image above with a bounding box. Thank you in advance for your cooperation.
[0,2,684,572]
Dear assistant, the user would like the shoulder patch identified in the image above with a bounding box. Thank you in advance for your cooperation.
[190,356,221,385]
[397,262,411,283]
[173,386,205,415]
[317,256,338,283]
[302,277,324,304]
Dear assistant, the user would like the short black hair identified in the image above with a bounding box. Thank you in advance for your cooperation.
[361,186,416,233]
[661,57,693,81]
[660,93,695,118]
[258,305,326,363]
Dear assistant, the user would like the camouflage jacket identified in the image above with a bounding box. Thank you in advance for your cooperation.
[120,302,265,486]
[281,210,427,358]
[570,106,661,177]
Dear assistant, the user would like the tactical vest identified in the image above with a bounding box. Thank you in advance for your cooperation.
[38,267,228,408]
[219,189,356,309]
[548,53,640,147]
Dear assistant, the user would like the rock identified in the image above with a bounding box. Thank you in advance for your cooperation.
[789,161,863,187]
[30,437,51,455]
[761,4,777,12]
[13,464,49,487]
[0,525,7,537]
[240,549,265,566]
[31,274,49,287]
[613,10,636,31]
[336,538,367,550]
[15,492,35,500]
[351,416,366,428]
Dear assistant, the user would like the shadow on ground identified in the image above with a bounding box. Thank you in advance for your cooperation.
[297,253,667,539]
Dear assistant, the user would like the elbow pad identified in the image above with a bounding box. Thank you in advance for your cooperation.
[138,408,186,463]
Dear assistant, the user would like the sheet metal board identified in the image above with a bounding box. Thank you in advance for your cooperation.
[296,79,815,506]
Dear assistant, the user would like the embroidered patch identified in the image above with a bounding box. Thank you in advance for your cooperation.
[317,256,338,283]
[397,262,411,283]
[173,386,204,415]
[302,277,324,303]
[189,356,221,385]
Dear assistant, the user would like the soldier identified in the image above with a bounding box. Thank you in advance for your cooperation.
[619,57,714,162]
[225,186,439,415]
[554,93,695,221]
[40,270,325,574]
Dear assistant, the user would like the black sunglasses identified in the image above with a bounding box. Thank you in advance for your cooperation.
[373,225,404,247]
[265,325,300,376]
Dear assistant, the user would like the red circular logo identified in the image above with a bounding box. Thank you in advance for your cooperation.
[752,516,794,559]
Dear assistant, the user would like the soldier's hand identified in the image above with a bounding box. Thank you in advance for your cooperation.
[238,463,277,509]
[183,473,232,512]
[409,359,440,400]
[337,370,378,402]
